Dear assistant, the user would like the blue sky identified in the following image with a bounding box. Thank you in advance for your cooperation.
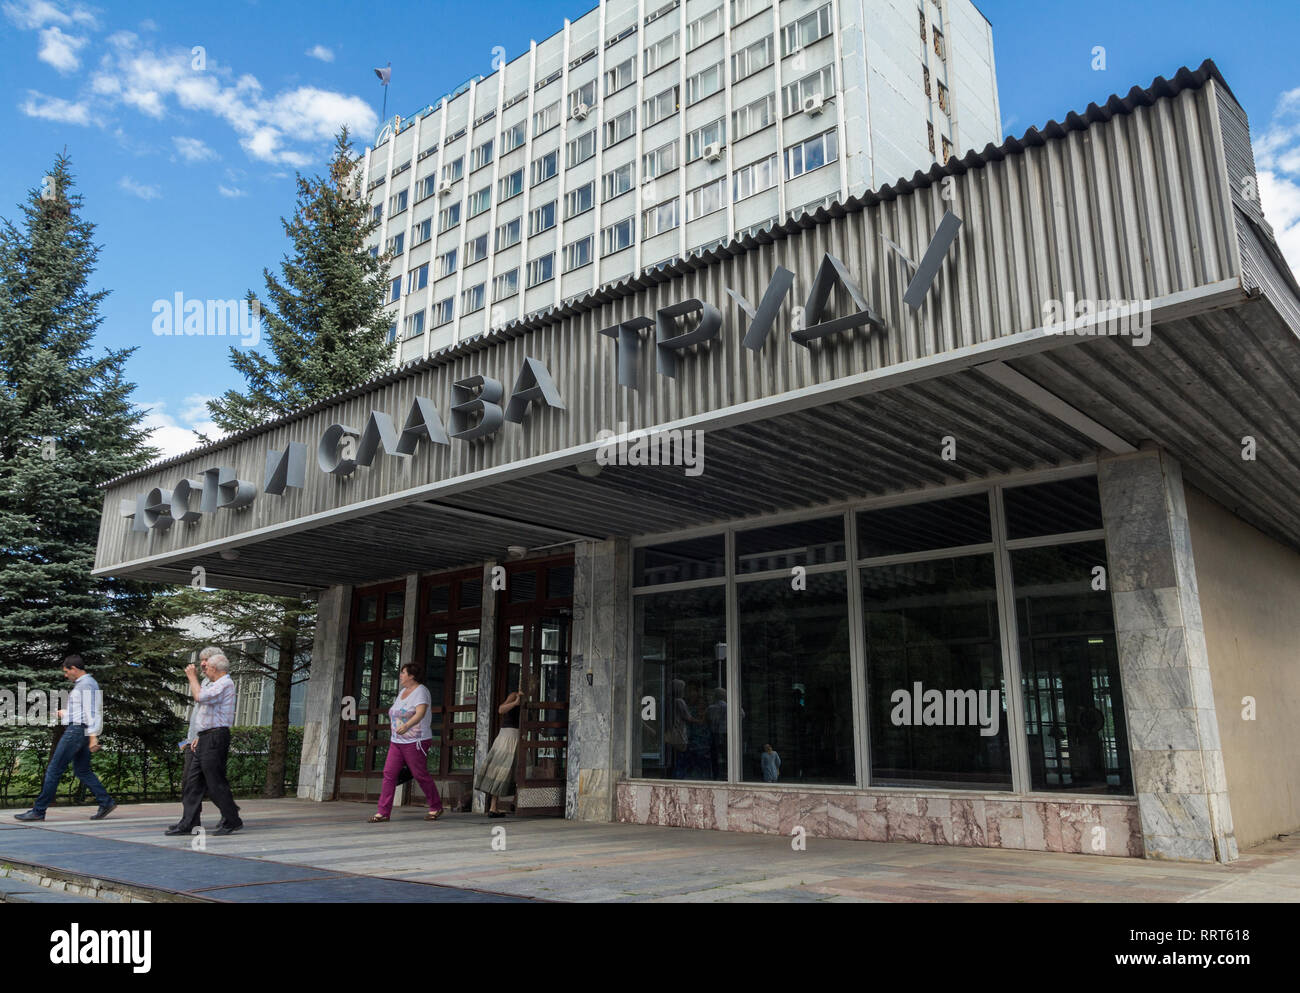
[2,0,1298,457]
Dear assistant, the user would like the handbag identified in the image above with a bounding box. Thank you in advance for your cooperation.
[665,719,688,750]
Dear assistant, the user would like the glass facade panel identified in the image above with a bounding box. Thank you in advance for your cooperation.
[735,515,844,574]
[863,554,1011,789]
[1004,475,1104,539]
[738,572,853,785]
[634,535,725,586]
[857,493,991,558]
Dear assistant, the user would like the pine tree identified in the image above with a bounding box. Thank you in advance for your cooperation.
[197,128,394,796]
[0,155,185,785]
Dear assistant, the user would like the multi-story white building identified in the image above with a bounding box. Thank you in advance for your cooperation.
[363,0,1000,361]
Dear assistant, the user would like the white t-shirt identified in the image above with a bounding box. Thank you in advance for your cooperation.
[389,684,433,743]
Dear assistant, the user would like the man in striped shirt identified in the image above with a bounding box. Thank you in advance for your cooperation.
[167,651,244,836]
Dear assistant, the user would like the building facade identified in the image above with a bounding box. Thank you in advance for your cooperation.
[96,61,1300,862]
[365,0,999,362]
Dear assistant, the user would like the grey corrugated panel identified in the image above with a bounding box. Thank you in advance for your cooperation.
[101,59,1246,492]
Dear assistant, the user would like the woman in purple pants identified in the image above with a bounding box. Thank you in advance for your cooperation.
[369,663,444,822]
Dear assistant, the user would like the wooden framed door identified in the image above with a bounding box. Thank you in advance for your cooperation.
[496,558,574,817]
[336,581,406,801]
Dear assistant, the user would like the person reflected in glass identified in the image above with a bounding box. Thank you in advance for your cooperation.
[761,743,782,783]
[477,690,522,817]
[369,662,444,823]
[668,678,705,779]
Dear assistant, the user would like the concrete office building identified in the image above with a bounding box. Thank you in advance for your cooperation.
[96,60,1300,863]
[365,0,999,362]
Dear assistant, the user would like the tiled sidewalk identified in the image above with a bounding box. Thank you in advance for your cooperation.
[4,798,1298,902]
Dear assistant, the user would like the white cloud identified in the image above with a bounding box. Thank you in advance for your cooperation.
[172,135,216,162]
[140,394,221,458]
[37,24,86,72]
[217,184,246,198]
[118,175,160,199]
[19,88,90,124]
[138,17,156,31]
[1257,87,1300,283]
[3,0,97,30]
[305,44,334,63]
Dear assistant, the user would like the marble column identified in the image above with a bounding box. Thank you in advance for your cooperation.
[1098,449,1237,862]
[567,538,631,821]
[296,584,351,802]
[471,560,500,815]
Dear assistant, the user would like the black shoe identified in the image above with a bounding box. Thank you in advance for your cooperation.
[488,811,505,818]
[13,811,44,822]
[89,799,117,821]
[164,824,195,836]
[213,821,243,836]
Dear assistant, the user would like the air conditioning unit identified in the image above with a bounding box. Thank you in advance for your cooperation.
[703,141,723,162]
[573,102,591,121]
[802,93,825,116]
[437,178,454,195]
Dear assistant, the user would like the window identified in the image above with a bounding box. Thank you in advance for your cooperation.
[498,168,524,202]
[439,202,461,231]
[470,138,494,171]
[937,81,950,115]
[686,177,726,220]
[686,118,726,161]
[389,188,408,215]
[732,36,773,82]
[464,233,488,265]
[782,65,834,116]
[942,136,953,164]
[527,252,554,287]
[531,149,559,186]
[565,181,595,219]
[411,217,433,247]
[495,216,522,251]
[407,263,429,293]
[601,216,635,255]
[432,296,454,326]
[604,55,636,95]
[604,107,636,148]
[529,200,557,235]
[566,128,597,167]
[416,174,437,202]
[368,244,379,259]
[732,93,776,141]
[501,120,527,152]
[386,321,397,344]
[781,3,832,57]
[467,185,491,218]
[563,235,593,272]
[441,156,464,183]
[386,231,405,256]
[933,27,945,60]
[461,282,485,314]
[732,153,778,200]
[642,197,680,238]
[435,248,457,278]
[602,162,635,202]
[533,101,560,136]
[568,78,597,118]
[686,7,723,50]
[388,276,401,303]
[785,128,838,178]
[644,32,678,74]
[686,61,724,105]
[642,139,678,179]
[402,309,425,338]
[730,0,770,25]
[643,85,680,127]
[493,267,519,300]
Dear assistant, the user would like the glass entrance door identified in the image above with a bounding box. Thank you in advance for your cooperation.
[337,581,405,801]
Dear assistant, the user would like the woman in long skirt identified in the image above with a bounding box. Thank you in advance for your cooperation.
[369,663,444,823]
[476,690,522,817]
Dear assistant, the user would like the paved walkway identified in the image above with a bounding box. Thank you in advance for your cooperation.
[3,798,1298,902]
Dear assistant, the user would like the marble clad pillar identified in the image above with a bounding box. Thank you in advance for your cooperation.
[297,584,351,802]
[1098,449,1237,862]
[471,560,500,815]
[567,539,631,821]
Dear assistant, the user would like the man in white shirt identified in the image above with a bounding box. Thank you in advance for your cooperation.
[167,650,243,836]
[14,655,116,822]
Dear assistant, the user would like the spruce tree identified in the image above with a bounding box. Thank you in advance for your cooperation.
[198,128,394,796]
[0,155,184,792]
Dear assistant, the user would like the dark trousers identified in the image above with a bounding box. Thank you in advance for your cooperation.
[178,727,241,829]
[33,725,112,815]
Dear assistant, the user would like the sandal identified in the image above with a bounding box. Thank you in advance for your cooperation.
[368,814,389,823]
[425,809,443,821]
